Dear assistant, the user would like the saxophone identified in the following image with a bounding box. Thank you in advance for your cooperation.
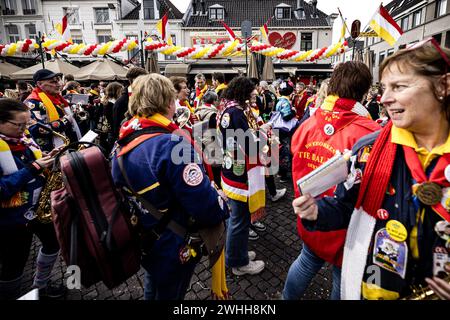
[35,125,70,224]
[401,275,450,300]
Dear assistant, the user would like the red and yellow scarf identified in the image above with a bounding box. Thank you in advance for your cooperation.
[28,87,68,122]
[356,121,450,222]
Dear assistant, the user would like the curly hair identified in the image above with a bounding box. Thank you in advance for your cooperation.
[222,76,255,106]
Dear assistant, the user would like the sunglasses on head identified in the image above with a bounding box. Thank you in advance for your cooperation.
[406,37,450,67]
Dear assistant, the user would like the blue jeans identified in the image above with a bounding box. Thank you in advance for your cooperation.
[283,244,341,300]
[143,263,196,300]
[225,199,250,268]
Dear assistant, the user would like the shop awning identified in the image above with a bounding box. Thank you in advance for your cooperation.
[165,63,191,76]
[188,67,239,75]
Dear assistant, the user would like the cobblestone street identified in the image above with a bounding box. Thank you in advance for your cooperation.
[20,177,332,300]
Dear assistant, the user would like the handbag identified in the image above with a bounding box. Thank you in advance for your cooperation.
[269,111,299,133]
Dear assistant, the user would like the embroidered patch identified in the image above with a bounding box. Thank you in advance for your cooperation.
[182,163,203,187]
[221,113,230,129]
[373,228,408,279]
[432,246,449,277]
[226,137,235,150]
[358,146,371,163]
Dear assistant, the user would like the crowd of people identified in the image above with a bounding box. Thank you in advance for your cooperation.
[0,37,449,301]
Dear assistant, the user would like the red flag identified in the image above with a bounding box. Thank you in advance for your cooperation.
[220,21,236,41]
[157,13,169,41]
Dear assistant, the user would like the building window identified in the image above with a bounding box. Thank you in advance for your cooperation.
[6,25,20,43]
[22,0,36,14]
[97,30,111,43]
[436,0,447,17]
[1,0,16,15]
[379,52,385,66]
[71,30,83,44]
[64,8,80,25]
[276,7,291,20]
[412,10,422,27]
[433,33,443,44]
[25,24,36,39]
[209,8,224,20]
[127,35,140,64]
[399,44,406,49]
[166,34,177,60]
[401,16,409,31]
[387,48,394,56]
[300,33,312,51]
[143,0,155,19]
[94,8,110,24]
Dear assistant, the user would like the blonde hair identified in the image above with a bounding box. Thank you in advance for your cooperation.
[128,74,176,117]
[316,79,330,108]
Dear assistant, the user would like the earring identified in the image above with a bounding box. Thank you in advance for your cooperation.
[439,96,445,101]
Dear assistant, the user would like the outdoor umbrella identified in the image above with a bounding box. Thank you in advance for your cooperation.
[10,59,79,80]
[261,56,275,82]
[247,53,259,79]
[0,61,22,79]
[146,52,159,74]
[75,59,128,81]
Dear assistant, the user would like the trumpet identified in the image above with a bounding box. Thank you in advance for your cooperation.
[401,275,450,300]
[71,103,89,122]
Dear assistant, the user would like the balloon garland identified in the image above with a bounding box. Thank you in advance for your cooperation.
[0,37,348,62]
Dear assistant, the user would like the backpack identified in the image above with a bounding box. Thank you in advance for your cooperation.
[51,142,141,289]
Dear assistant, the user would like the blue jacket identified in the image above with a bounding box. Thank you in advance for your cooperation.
[112,133,228,283]
[0,142,45,227]
[305,132,450,298]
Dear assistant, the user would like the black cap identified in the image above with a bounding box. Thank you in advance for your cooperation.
[33,69,62,84]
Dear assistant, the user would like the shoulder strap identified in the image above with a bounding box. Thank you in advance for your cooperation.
[117,126,171,147]
[116,156,187,239]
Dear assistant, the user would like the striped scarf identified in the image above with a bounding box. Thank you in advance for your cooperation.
[0,133,42,208]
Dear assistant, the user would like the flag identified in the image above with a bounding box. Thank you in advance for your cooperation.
[55,14,72,42]
[259,16,272,43]
[369,4,403,46]
[337,8,348,42]
[156,12,169,42]
[220,21,237,42]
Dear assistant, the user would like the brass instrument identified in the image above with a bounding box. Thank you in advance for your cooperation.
[71,103,89,122]
[35,124,70,224]
[401,275,450,300]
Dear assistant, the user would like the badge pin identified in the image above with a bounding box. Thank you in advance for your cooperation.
[434,220,450,242]
[24,210,36,221]
[224,156,233,170]
[376,209,390,220]
[323,124,334,136]
[445,165,450,182]
[386,220,408,242]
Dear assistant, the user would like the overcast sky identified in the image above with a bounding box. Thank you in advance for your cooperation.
[170,0,393,43]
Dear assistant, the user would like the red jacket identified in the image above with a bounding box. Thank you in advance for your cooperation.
[291,100,380,266]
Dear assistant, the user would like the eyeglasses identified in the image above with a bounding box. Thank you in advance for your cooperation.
[406,37,450,67]
[6,120,32,130]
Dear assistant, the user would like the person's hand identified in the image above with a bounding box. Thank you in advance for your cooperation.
[425,264,450,300]
[35,155,55,169]
[292,194,318,221]
[47,146,63,157]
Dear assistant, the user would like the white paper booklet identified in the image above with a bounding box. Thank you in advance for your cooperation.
[296,150,351,198]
